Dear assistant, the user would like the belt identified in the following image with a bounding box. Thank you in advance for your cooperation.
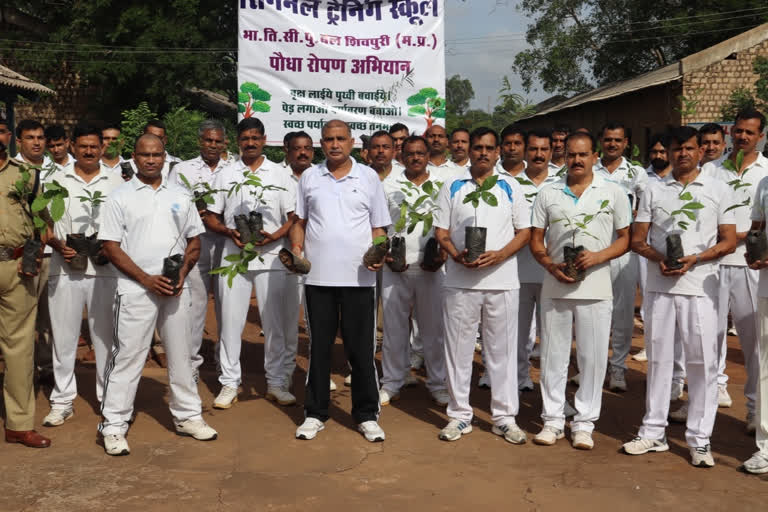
[0,245,24,261]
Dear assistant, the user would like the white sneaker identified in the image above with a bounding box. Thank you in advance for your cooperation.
[329,378,337,391]
[746,412,757,435]
[742,451,768,474]
[103,433,130,456]
[569,373,580,386]
[530,344,541,360]
[296,418,324,440]
[379,388,400,406]
[564,401,578,418]
[410,352,424,370]
[669,402,688,423]
[344,374,352,386]
[623,436,669,455]
[670,380,684,401]
[632,349,647,362]
[690,444,715,468]
[439,419,472,441]
[571,430,594,450]
[175,419,218,441]
[533,426,564,446]
[478,374,491,389]
[213,385,238,409]
[404,373,419,387]
[492,421,527,444]
[266,386,297,406]
[718,385,732,408]
[358,420,385,442]
[431,389,450,406]
[608,368,627,392]
[43,408,74,427]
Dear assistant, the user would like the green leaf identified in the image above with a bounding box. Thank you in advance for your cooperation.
[412,195,429,209]
[481,192,498,207]
[406,222,417,234]
[33,216,46,230]
[422,215,433,237]
[679,191,693,201]
[480,175,499,191]
[224,254,242,263]
[678,221,689,230]
[49,197,66,222]
[31,195,49,213]
[681,202,704,210]
[178,173,192,189]
[394,215,407,233]
[600,200,609,209]
[681,210,697,221]
[422,181,434,195]
[373,235,388,245]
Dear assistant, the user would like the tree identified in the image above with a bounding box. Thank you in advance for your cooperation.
[446,75,475,117]
[407,88,446,130]
[491,76,537,131]
[238,82,272,117]
[514,1,768,95]
[721,56,768,120]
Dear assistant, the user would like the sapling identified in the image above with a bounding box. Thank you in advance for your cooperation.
[210,242,264,288]
[721,150,768,262]
[658,183,704,270]
[390,179,444,271]
[551,200,614,281]
[461,175,499,263]
[178,172,219,212]
[162,204,196,290]
[76,189,110,266]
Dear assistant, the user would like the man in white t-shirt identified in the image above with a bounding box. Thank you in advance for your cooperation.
[289,120,391,442]
[98,134,218,456]
[495,124,527,177]
[389,122,409,171]
[530,132,631,450]
[548,125,569,175]
[204,118,297,408]
[624,126,736,468]
[380,135,448,407]
[434,127,532,444]
[426,124,463,181]
[450,128,470,169]
[44,125,74,173]
[42,125,124,428]
[699,123,726,167]
[168,120,229,378]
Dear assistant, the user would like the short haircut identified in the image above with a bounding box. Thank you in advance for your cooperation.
[600,121,627,138]
[647,132,670,151]
[525,129,553,147]
[668,126,701,147]
[237,117,264,138]
[134,133,164,151]
[143,119,167,133]
[500,123,526,141]
[402,135,428,152]
[16,119,44,138]
[552,124,571,135]
[735,107,766,132]
[698,123,725,138]
[450,128,470,139]
[320,119,351,138]
[283,131,295,147]
[102,123,121,133]
[369,130,393,145]
[72,123,103,143]
[286,131,313,147]
[469,126,499,147]
[389,122,409,134]
[201,119,228,137]
[565,132,598,153]
[44,124,68,141]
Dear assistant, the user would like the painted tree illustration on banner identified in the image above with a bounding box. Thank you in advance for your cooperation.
[407,88,446,129]
[238,82,272,118]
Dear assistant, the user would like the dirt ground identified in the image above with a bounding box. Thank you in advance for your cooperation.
[2,297,768,512]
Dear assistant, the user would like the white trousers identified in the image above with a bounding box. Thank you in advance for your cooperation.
[48,274,116,408]
[99,290,202,436]
[755,298,768,455]
[717,265,759,413]
[518,282,542,388]
[381,271,447,393]
[218,269,298,389]
[609,252,638,372]
[639,292,719,448]
[186,234,223,370]
[540,297,612,433]
[443,287,518,425]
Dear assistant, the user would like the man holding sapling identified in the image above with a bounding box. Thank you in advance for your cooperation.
[698,108,768,430]
[41,124,123,428]
[204,117,297,408]
[624,126,736,468]
[98,134,217,456]
[433,126,531,444]
[529,132,631,450]
[168,119,230,379]
[379,135,449,407]
[289,119,391,442]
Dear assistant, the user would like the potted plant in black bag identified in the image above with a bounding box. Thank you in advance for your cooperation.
[551,200,614,281]
[225,170,285,245]
[461,175,499,263]
[389,179,444,271]
[178,173,220,213]
[76,189,111,266]
[721,150,768,262]
[658,183,704,270]
[161,205,197,290]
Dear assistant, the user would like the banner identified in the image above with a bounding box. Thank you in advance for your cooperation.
[238,0,446,146]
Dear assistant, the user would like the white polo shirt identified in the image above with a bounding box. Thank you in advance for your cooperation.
[511,170,560,285]
[645,165,671,184]
[101,157,125,175]
[392,159,405,173]
[99,176,205,295]
[383,170,441,272]
[296,160,391,287]
[54,154,75,173]
[48,166,124,277]
[208,157,295,271]
[532,174,631,300]
[702,153,768,267]
[434,169,531,291]
[427,159,464,183]
[168,155,229,189]
[750,174,768,298]
[594,156,647,202]
[636,172,735,297]
[548,161,566,176]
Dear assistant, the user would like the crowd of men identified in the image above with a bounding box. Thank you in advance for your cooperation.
[1,108,768,475]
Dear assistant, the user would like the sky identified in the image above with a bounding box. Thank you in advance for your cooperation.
[444,0,549,111]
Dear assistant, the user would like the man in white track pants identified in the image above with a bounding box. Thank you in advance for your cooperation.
[434,127,531,444]
[204,117,297,408]
[530,132,631,450]
[43,124,123,427]
[98,134,217,456]
[624,126,736,468]
[380,135,448,406]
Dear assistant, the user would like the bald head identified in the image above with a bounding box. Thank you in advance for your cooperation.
[133,133,166,180]
[321,119,351,138]
[135,133,165,152]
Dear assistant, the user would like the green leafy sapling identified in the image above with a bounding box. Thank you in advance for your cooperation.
[659,184,705,231]
[394,179,443,237]
[552,199,615,248]
[462,175,499,227]
[178,172,219,211]
[76,189,106,230]
[723,150,752,213]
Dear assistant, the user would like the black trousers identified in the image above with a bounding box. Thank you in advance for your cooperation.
[304,285,379,423]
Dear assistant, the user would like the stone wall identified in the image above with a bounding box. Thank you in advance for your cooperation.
[682,39,768,124]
